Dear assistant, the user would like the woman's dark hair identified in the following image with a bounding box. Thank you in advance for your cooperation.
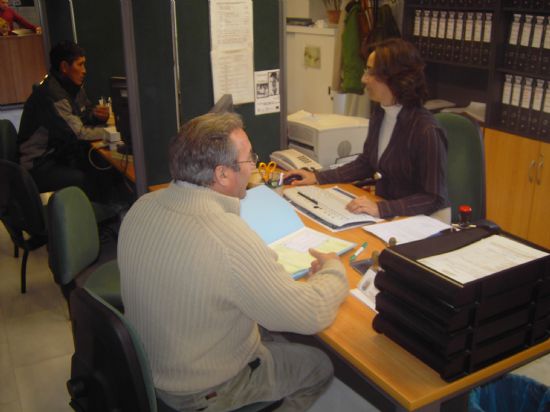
[366,38,428,107]
[50,41,85,72]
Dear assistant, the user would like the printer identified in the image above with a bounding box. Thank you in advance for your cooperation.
[287,110,369,168]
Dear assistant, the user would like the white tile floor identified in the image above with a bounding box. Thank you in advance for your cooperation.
[0,226,73,412]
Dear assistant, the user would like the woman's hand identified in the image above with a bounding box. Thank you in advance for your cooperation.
[284,169,317,186]
[346,196,380,217]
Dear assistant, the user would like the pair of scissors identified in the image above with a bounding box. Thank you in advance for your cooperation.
[258,161,277,183]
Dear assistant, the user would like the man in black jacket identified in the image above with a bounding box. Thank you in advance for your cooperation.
[18,41,110,200]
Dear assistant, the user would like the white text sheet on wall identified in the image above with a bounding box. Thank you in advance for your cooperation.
[209,0,254,104]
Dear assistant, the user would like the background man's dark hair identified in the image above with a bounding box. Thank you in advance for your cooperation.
[50,41,85,72]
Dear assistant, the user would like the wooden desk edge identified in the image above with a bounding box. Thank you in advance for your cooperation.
[318,328,550,410]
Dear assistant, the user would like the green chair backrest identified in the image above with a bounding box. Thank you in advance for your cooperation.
[435,113,485,223]
[0,119,18,162]
[47,186,100,286]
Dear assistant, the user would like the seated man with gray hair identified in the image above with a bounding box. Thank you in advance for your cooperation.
[118,112,349,411]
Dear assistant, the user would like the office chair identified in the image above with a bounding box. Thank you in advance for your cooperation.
[0,119,22,258]
[47,186,122,311]
[0,119,18,162]
[0,159,48,293]
[68,287,277,412]
[435,113,486,223]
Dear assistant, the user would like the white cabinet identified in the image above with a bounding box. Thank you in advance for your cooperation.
[286,26,336,114]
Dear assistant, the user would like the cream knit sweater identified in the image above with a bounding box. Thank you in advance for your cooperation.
[118,182,348,394]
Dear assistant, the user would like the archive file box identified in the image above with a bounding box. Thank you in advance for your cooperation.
[373,227,550,381]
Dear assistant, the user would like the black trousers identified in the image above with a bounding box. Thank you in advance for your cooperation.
[29,144,115,203]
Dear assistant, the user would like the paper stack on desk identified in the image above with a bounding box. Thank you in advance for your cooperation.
[362,215,451,245]
[241,185,355,279]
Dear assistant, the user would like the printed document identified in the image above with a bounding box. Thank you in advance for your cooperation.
[241,185,355,279]
[418,234,549,284]
[363,215,451,244]
[270,227,355,277]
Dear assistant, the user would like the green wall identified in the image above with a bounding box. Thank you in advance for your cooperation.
[176,0,282,166]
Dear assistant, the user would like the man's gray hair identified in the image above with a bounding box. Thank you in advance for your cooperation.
[168,112,244,186]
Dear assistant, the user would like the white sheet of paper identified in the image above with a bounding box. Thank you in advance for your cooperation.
[209,0,254,104]
[363,215,451,245]
[418,234,549,284]
[211,48,254,104]
[209,0,253,50]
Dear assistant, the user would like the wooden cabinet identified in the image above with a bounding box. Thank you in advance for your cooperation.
[0,34,47,105]
[485,128,550,248]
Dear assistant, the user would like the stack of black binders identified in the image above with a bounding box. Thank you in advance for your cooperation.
[373,227,550,382]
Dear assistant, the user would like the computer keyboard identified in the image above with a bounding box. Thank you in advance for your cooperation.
[283,186,379,230]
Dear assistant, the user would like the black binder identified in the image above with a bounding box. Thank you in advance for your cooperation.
[378,228,549,307]
[540,18,550,75]
[452,12,466,64]
[375,271,474,332]
[517,78,532,132]
[540,83,550,137]
[372,314,470,381]
[372,227,550,381]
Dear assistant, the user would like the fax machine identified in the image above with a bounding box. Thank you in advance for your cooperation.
[286,110,369,168]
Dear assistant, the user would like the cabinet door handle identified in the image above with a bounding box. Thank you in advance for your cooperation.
[528,159,536,183]
[536,154,544,185]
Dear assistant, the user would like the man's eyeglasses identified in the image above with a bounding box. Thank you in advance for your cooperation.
[235,152,259,165]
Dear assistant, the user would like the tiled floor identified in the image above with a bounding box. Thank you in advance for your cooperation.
[0,227,73,412]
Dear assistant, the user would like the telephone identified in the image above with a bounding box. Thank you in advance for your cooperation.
[270,148,322,171]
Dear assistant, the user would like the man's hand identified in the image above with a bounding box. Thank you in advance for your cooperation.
[285,169,317,186]
[345,196,380,217]
[308,249,340,276]
[92,105,110,123]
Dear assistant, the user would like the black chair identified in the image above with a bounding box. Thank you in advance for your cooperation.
[47,186,122,310]
[0,159,48,293]
[0,119,21,258]
[0,119,18,162]
[68,288,276,412]
[435,113,486,223]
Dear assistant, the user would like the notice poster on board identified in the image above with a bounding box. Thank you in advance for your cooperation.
[254,69,280,115]
[209,0,254,104]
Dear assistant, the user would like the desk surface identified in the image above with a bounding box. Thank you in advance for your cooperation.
[91,141,136,182]
[96,156,550,410]
[298,184,550,411]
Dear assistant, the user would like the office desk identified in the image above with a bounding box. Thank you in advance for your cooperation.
[295,184,550,411]
[90,141,171,192]
[92,157,549,410]
[91,141,136,182]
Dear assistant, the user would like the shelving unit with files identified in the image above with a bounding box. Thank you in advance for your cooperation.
[403,1,550,143]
